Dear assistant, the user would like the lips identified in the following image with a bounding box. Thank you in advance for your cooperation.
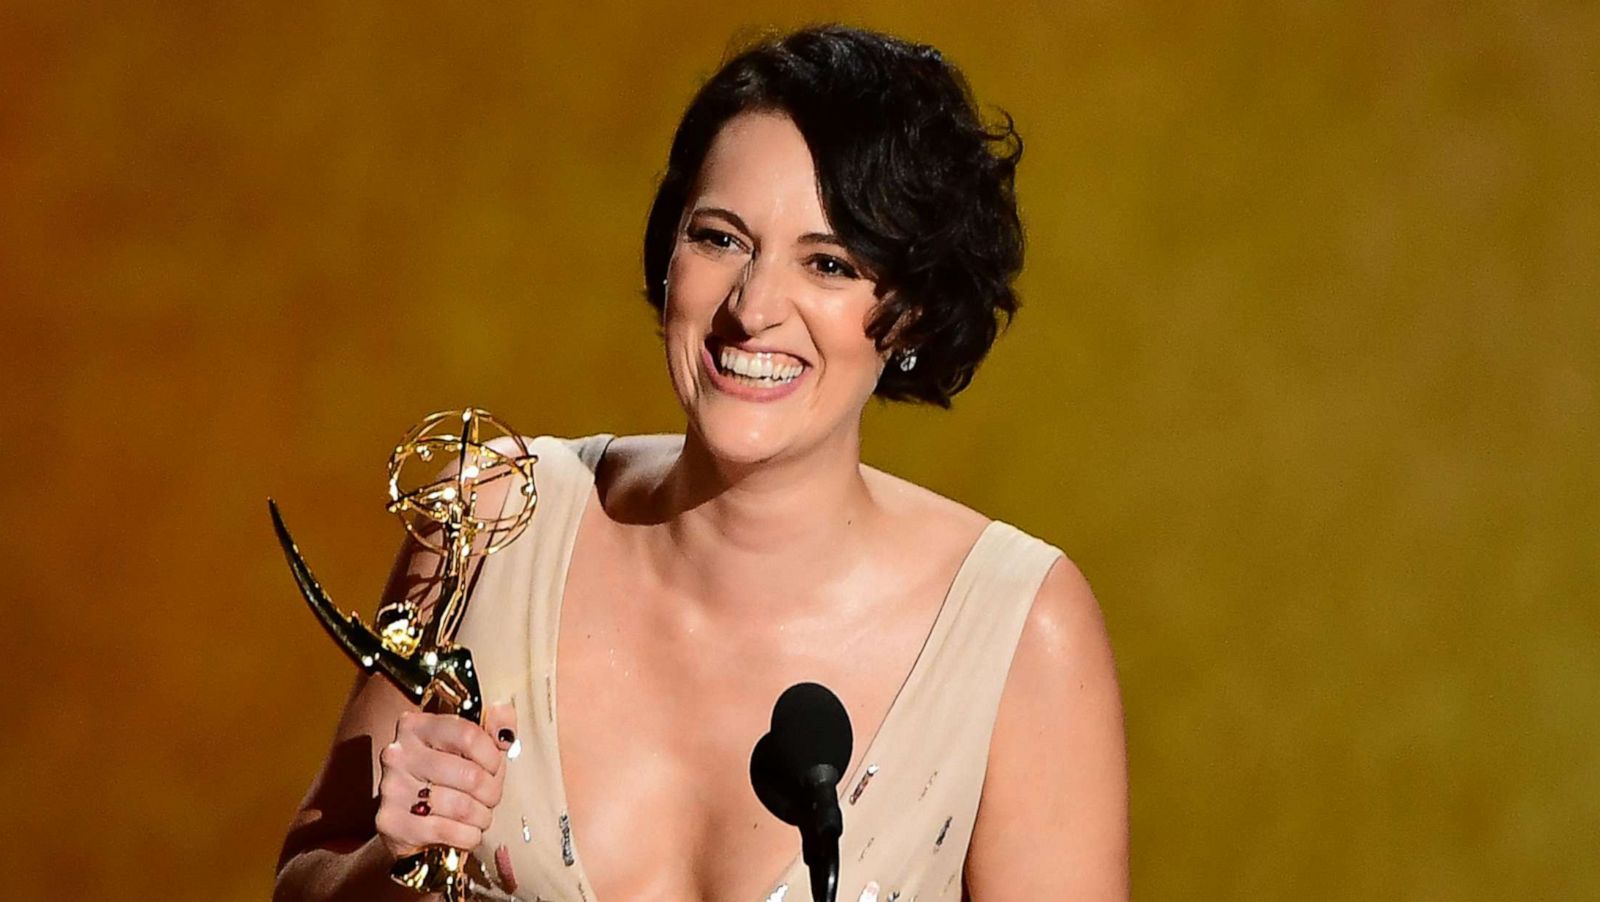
[700,338,810,401]
[705,336,810,371]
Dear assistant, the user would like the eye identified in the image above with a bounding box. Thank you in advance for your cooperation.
[685,225,749,254]
[807,254,861,280]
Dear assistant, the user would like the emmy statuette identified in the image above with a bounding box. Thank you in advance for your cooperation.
[269,409,538,900]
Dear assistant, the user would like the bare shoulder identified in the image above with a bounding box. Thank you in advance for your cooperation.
[1014,555,1114,687]
[965,552,1129,899]
[858,464,1127,898]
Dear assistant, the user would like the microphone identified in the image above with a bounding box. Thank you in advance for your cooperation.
[750,682,853,902]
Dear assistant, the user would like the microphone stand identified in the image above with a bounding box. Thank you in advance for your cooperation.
[800,763,844,902]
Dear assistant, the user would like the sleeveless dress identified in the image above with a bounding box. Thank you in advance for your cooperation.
[455,436,1064,902]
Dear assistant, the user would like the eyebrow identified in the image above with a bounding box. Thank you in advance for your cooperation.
[688,206,752,235]
[798,231,847,247]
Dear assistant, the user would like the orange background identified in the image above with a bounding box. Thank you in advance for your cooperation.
[2,2,1596,899]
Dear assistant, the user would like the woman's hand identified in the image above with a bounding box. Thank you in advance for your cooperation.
[373,704,518,860]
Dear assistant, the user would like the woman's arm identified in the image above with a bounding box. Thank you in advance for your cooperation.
[273,673,429,902]
[273,522,514,902]
[274,674,515,902]
[964,557,1129,900]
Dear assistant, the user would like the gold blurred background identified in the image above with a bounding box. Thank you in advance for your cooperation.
[2,2,1595,898]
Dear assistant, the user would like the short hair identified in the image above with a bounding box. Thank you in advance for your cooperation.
[642,25,1024,407]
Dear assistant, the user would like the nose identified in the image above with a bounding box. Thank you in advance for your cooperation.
[725,252,789,334]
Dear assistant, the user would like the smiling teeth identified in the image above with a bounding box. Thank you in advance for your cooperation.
[718,346,803,383]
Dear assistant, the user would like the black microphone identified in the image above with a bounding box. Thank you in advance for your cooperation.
[750,682,853,902]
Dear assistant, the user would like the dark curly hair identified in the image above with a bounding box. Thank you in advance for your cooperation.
[642,25,1024,407]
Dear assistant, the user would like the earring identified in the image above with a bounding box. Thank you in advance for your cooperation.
[897,347,919,372]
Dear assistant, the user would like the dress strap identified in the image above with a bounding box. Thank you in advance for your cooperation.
[568,433,615,474]
[767,520,1065,902]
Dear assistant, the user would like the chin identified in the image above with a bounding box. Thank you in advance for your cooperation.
[692,411,796,466]
[704,419,796,463]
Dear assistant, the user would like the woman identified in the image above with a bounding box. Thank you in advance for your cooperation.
[275,25,1126,902]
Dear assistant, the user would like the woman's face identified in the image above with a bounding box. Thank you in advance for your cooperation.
[663,111,889,466]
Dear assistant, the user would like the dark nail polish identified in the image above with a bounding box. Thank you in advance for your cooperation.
[418,787,430,799]
[410,800,431,817]
[498,728,516,745]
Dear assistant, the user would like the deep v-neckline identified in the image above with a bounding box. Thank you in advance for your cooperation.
[542,441,999,901]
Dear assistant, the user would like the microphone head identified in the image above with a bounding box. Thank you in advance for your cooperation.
[771,682,853,772]
[750,682,853,827]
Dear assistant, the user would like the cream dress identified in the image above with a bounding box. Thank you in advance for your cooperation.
[455,436,1062,902]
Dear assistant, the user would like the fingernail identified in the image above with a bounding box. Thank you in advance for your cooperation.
[498,728,516,745]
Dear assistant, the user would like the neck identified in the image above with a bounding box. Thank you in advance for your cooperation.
[642,424,877,614]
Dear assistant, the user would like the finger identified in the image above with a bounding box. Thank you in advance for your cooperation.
[376,759,434,825]
[417,783,494,832]
[406,712,505,777]
[408,744,504,808]
[479,704,517,822]
[374,796,482,856]
[373,804,423,857]
[482,703,518,757]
